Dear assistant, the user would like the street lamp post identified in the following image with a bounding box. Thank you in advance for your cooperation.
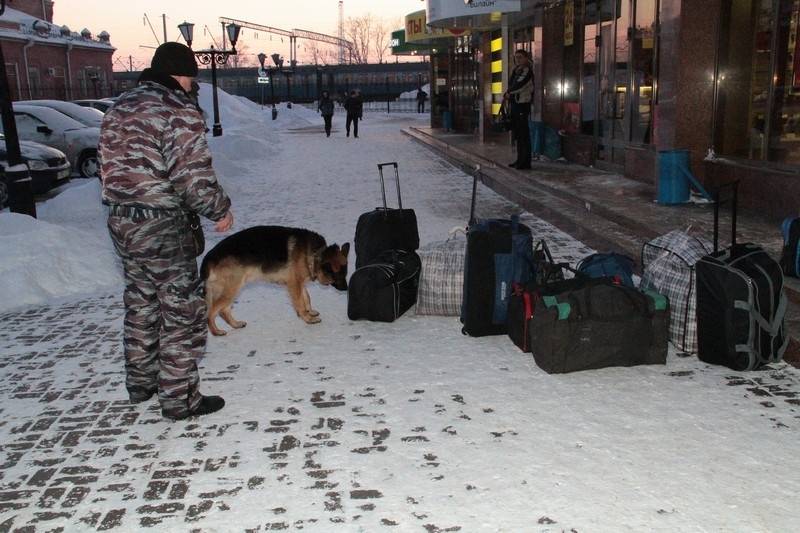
[258,53,278,120]
[0,2,35,217]
[178,21,240,137]
[284,59,296,109]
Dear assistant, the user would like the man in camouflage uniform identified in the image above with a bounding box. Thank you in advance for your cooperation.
[100,42,234,421]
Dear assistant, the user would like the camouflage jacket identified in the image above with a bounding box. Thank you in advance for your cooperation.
[99,74,231,221]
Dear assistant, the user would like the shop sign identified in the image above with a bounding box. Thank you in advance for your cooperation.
[427,0,522,26]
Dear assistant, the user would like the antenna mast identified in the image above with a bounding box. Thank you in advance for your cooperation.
[338,1,345,64]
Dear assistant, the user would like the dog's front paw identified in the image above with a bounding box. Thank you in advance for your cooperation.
[308,309,320,317]
[303,314,322,324]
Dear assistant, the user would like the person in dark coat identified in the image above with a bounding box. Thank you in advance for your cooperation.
[318,90,334,137]
[344,91,363,138]
[416,88,427,113]
[504,49,534,170]
[100,42,234,421]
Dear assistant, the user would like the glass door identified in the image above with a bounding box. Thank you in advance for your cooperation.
[597,0,630,165]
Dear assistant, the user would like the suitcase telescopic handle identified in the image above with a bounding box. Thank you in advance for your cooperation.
[713,181,739,252]
[377,162,402,213]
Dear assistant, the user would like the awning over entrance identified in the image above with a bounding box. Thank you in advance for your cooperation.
[426,0,522,29]
[389,28,434,56]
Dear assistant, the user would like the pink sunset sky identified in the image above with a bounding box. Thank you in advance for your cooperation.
[54,0,426,70]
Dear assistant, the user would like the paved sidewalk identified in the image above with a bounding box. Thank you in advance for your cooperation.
[2,121,800,532]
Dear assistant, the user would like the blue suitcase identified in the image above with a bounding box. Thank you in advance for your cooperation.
[460,174,534,337]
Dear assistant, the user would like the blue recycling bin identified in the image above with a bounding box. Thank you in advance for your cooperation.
[529,121,545,158]
[657,149,691,205]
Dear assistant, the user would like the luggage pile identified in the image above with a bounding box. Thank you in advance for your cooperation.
[348,162,421,323]
[348,167,787,373]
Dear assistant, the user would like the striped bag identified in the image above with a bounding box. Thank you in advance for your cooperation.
[415,228,466,316]
[640,229,713,353]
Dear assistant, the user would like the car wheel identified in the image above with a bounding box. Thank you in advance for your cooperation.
[77,149,100,179]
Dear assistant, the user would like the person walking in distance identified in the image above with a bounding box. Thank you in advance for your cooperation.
[100,42,234,421]
[416,88,428,113]
[318,90,334,137]
[504,49,534,170]
[344,90,363,138]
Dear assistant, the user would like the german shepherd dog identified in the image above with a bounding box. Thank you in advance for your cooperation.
[200,226,349,336]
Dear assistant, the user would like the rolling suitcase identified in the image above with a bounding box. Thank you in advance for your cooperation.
[354,162,420,269]
[696,182,788,370]
[347,249,421,322]
[461,172,534,337]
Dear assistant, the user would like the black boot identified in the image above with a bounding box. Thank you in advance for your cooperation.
[128,385,157,404]
[163,395,225,420]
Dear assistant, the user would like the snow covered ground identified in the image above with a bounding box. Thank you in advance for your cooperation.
[0,85,799,531]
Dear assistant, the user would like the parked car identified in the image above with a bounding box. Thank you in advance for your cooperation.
[0,104,100,178]
[16,99,104,127]
[72,98,116,113]
[0,133,71,194]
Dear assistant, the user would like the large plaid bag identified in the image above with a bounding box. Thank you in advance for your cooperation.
[415,228,466,316]
[640,230,713,353]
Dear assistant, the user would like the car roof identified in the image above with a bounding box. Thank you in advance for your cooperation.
[12,103,91,130]
[16,100,104,126]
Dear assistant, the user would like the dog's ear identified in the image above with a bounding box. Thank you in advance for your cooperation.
[339,242,350,257]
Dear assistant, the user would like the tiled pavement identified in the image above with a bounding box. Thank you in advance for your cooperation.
[3,126,800,531]
[0,208,598,531]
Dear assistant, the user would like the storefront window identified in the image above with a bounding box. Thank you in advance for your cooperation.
[718,0,800,165]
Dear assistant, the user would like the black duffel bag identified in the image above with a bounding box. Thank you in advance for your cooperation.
[347,249,421,322]
[529,282,669,373]
[507,272,602,353]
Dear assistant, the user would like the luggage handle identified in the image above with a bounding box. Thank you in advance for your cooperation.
[468,165,479,227]
[377,162,403,214]
[534,239,557,265]
[713,181,738,252]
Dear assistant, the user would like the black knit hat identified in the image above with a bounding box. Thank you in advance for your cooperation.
[150,42,198,77]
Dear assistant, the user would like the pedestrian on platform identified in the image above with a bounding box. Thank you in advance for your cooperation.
[344,90,363,138]
[318,90,334,137]
[416,88,428,113]
[504,49,534,170]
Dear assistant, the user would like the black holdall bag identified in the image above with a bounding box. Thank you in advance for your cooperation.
[528,282,669,374]
[354,162,420,269]
[507,270,599,353]
[347,249,421,323]
[491,100,513,133]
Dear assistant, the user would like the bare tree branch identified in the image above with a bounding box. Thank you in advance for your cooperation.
[343,12,397,64]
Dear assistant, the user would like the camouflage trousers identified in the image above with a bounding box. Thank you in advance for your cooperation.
[107,210,208,419]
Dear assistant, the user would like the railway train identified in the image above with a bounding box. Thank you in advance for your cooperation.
[112,61,429,105]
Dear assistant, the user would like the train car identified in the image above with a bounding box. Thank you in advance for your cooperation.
[112,62,429,106]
